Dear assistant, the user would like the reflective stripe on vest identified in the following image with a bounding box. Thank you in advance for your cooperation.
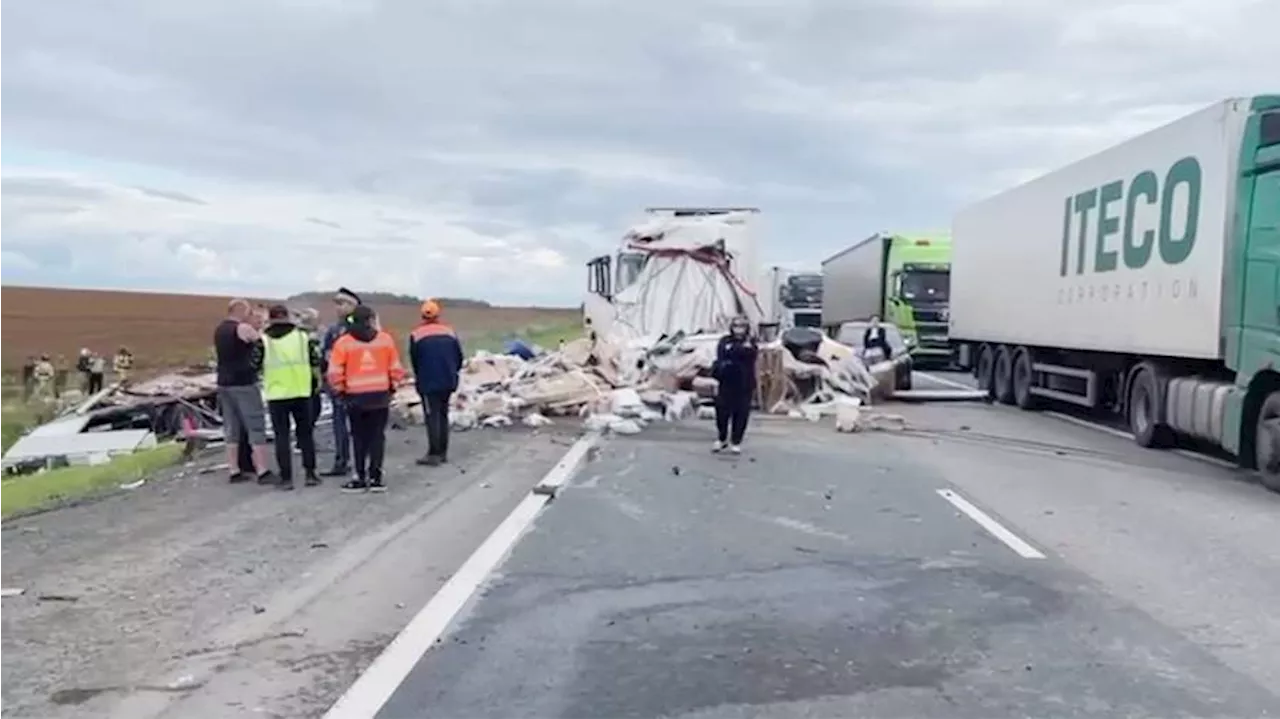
[263,329,312,401]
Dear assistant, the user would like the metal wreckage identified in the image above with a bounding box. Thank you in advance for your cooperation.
[4,209,981,473]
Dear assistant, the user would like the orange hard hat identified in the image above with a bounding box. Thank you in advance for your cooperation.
[420,299,441,318]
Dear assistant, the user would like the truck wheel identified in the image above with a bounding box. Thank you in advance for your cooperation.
[1012,346,1038,410]
[895,364,913,391]
[993,346,1015,405]
[975,344,995,397]
[1253,391,1280,493]
[1128,367,1173,448]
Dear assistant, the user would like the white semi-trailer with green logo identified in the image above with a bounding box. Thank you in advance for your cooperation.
[950,96,1280,491]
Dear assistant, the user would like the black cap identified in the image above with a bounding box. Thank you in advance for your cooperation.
[334,287,361,305]
[350,304,376,324]
[268,304,291,320]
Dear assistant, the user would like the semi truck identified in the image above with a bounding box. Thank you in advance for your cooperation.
[821,232,953,364]
[758,266,823,337]
[950,95,1280,492]
[584,207,762,341]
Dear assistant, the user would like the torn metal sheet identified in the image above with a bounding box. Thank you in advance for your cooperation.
[2,429,157,468]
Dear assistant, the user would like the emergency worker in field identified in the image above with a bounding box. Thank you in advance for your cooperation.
[113,347,134,383]
[326,305,406,493]
[262,304,322,490]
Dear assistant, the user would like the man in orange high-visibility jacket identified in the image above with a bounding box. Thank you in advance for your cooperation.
[326,305,406,493]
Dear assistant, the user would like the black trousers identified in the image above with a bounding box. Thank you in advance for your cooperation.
[421,391,452,459]
[87,372,104,394]
[348,405,390,481]
[269,397,316,482]
[237,425,255,474]
[715,389,752,445]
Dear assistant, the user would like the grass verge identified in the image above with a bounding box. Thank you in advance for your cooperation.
[2,443,184,520]
[465,320,583,355]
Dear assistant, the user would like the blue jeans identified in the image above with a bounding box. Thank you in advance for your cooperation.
[325,386,351,468]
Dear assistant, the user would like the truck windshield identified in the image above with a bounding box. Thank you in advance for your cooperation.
[616,252,648,293]
[782,274,823,309]
[900,271,949,302]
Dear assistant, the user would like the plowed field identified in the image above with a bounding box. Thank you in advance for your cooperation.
[1,286,579,371]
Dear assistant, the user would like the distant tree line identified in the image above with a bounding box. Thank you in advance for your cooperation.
[285,291,491,308]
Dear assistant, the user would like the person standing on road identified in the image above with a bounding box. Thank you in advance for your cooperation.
[327,305,406,493]
[262,305,322,490]
[215,298,275,484]
[296,308,324,438]
[711,314,759,455]
[408,299,464,466]
[320,288,361,477]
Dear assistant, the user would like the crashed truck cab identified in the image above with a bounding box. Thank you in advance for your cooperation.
[584,207,762,344]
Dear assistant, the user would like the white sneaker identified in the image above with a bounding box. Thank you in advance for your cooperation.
[712,441,726,453]
[728,445,742,455]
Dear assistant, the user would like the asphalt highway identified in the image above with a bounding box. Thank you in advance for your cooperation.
[371,391,1280,718]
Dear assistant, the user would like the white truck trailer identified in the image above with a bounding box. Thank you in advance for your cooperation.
[951,96,1280,492]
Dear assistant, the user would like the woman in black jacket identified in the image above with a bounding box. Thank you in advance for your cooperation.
[711,314,759,454]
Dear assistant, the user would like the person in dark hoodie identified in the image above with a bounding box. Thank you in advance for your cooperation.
[320,288,361,477]
[326,305,406,493]
[408,299,465,466]
[710,314,759,455]
[262,305,323,490]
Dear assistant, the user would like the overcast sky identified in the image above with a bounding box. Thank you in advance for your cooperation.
[3,0,1276,305]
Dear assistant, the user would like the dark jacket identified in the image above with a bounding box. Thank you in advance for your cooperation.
[320,316,353,379]
[712,334,759,393]
[862,326,893,360]
[408,321,465,395]
[264,321,322,390]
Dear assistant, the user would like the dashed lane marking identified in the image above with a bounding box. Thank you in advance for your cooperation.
[936,488,1046,560]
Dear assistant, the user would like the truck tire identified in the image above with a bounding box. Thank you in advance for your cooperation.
[993,345,1015,405]
[1012,346,1038,410]
[976,344,995,398]
[1127,366,1173,448]
[1253,391,1280,494]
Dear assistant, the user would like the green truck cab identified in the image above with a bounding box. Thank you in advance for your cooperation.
[821,232,954,366]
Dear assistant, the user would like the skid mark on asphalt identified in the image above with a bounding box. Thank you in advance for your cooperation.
[742,512,853,544]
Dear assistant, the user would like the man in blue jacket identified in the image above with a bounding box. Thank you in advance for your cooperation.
[320,287,360,477]
[408,299,465,466]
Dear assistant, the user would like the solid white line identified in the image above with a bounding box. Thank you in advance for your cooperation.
[322,431,600,719]
[936,488,1046,560]
[1043,411,1238,469]
[915,371,976,391]
[534,430,602,494]
[1044,410,1132,439]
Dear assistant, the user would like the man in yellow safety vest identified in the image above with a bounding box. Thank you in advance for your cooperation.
[262,304,323,490]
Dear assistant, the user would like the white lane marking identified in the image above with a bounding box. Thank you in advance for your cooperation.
[915,371,976,391]
[936,489,1046,560]
[1044,411,1237,469]
[1044,410,1132,439]
[323,431,600,719]
[535,430,602,493]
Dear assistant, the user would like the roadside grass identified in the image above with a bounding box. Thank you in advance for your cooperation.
[1,398,59,454]
[464,320,583,355]
[1,443,184,520]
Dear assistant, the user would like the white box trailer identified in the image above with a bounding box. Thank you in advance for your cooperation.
[951,96,1280,492]
[951,102,1236,360]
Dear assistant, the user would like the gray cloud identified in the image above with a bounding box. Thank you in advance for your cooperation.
[2,0,1277,300]
[134,186,207,204]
